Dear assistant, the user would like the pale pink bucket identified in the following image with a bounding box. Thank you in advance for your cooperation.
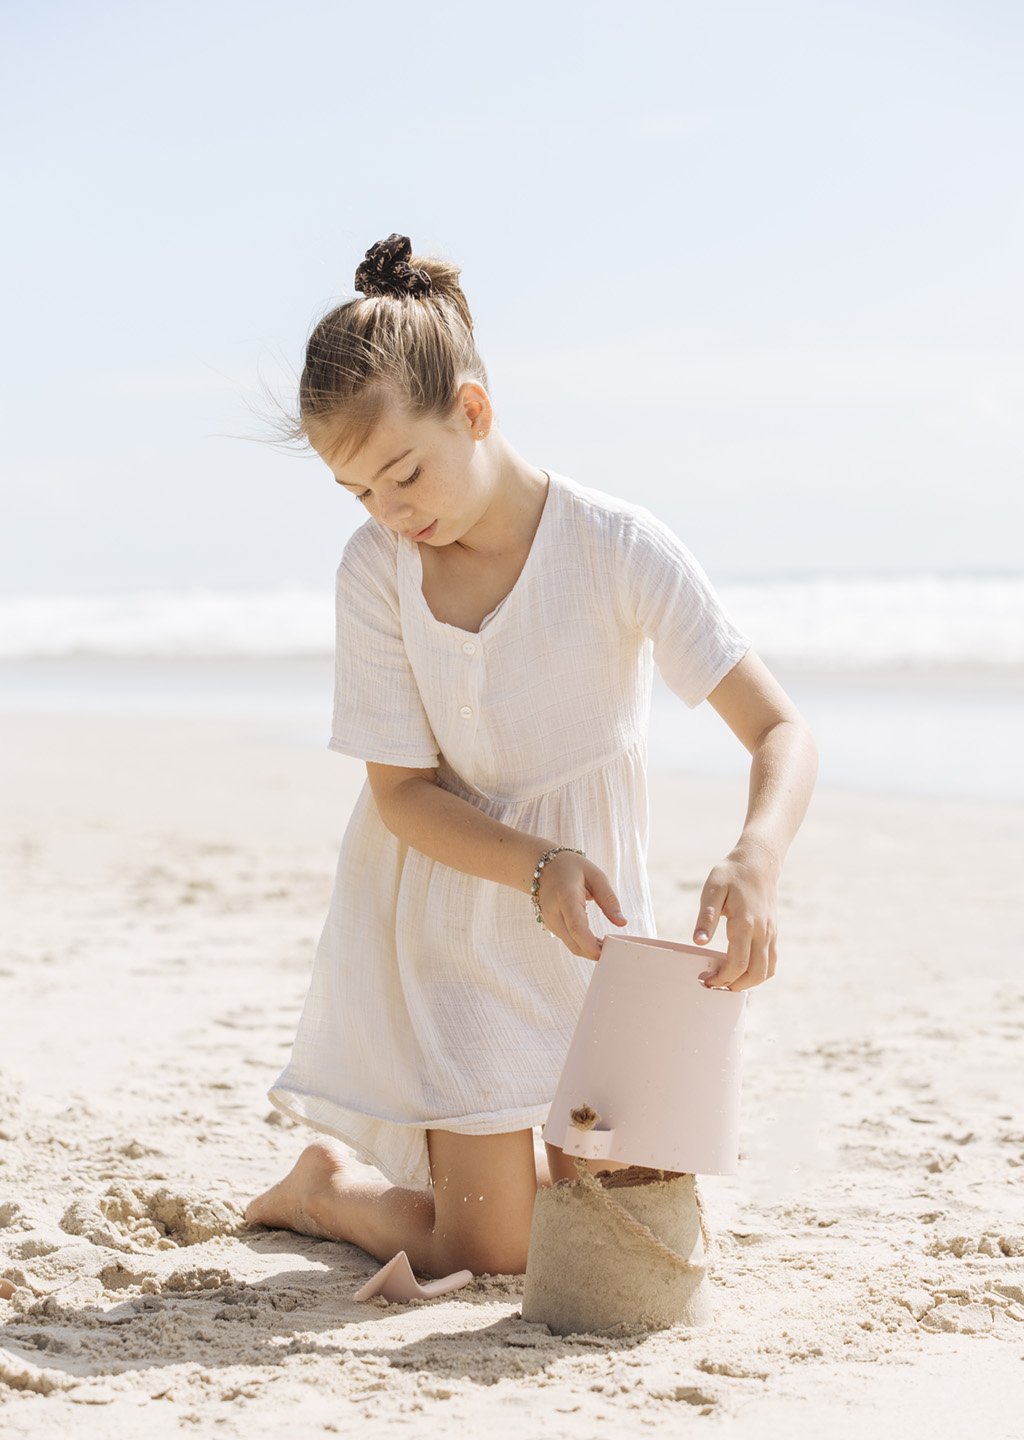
[542,934,746,1175]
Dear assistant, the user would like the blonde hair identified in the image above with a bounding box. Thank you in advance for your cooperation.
[277,234,491,469]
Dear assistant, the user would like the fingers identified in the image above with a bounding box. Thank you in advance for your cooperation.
[701,914,751,989]
[588,875,628,929]
[702,915,776,992]
[694,863,780,991]
[596,881,627,927]
[693,877,726,946]
[550,897,602,962]
[537,856,628,963]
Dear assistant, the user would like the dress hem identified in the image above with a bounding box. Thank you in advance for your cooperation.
[266,1085,554,1190]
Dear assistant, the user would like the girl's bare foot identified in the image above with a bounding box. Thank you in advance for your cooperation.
[245,1132,554,1272]
[245,1139,438,1268]
[244,1140,355,1240]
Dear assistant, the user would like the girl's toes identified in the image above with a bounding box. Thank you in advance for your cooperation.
[243,1186,286,1228]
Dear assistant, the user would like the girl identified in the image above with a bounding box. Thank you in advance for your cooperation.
[244,233,818,1279]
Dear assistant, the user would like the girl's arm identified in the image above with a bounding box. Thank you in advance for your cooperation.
[691,650,819,990]
[365,763,625,962]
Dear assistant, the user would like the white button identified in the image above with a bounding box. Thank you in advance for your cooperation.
[462,640,476,655]
[459,705,473,718]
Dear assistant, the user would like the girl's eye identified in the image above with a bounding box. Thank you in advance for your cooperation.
[357,467,420,502]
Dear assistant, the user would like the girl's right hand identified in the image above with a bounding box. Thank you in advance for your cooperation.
[535,852,628,962]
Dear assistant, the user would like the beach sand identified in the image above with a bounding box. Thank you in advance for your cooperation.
[1,711,1022,1437]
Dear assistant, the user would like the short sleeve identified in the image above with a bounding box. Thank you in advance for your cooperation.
[615,506,753,709]
[327,530,440,768]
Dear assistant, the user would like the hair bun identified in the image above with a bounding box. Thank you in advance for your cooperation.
[354,233,433,299]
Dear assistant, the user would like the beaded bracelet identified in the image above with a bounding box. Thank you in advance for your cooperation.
[530,845,586,930]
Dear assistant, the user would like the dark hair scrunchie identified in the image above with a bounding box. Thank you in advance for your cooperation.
[354,233,434,300]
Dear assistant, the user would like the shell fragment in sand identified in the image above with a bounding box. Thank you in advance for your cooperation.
[352,1249,473,1303]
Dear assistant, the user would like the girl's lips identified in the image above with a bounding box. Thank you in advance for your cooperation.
[411,519,438,540]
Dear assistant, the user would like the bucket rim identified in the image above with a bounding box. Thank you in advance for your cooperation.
[600,933,730,964]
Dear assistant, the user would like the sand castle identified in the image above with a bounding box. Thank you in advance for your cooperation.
[522,1106,713,1336]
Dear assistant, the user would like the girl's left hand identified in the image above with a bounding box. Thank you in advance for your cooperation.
[691,839,780,991]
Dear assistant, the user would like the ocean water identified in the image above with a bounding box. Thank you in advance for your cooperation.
[0,572,1020,802]
[0,656,1020,805]
[1,573,1023,668]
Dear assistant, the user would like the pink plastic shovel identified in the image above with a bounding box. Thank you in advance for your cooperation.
[352,1250,473,1303]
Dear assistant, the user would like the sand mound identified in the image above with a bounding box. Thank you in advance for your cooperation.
[59,1182,245,1253]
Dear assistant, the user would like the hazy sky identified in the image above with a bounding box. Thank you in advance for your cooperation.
[3,0,1022,592]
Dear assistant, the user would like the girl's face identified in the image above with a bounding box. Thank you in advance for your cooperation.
[313,388,489,546]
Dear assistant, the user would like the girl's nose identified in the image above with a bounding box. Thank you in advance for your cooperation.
[382,497,414,527]
[383,492,414,521]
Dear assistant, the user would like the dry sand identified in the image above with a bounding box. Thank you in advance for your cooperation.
[1,710,1022,1437]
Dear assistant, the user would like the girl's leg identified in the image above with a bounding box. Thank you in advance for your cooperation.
[426,1128,538,1277]
[243,1127,541,1278]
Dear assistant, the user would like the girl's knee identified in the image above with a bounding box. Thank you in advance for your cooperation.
[431,1179,535,1275]
[427,1127,537,1275]
[433,1220,531,1277]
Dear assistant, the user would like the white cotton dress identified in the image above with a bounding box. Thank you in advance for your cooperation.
[267,468,752,1189]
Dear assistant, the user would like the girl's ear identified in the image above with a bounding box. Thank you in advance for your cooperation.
[456,379,491,433]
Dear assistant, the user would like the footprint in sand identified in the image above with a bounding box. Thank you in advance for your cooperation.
[927,1232,1024,1258]
[214,1005,270,1032]
[5,1237,61,1260]
[0,1199,32,1231]
[899,1280,1024,1332]
[919,1300,995,1334]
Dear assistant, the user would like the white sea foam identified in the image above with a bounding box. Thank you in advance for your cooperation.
[724,573,1024,670]
[0,587,334,661]
[1,575,1022,668]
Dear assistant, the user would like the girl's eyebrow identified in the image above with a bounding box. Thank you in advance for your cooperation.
[335,448,414,489]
